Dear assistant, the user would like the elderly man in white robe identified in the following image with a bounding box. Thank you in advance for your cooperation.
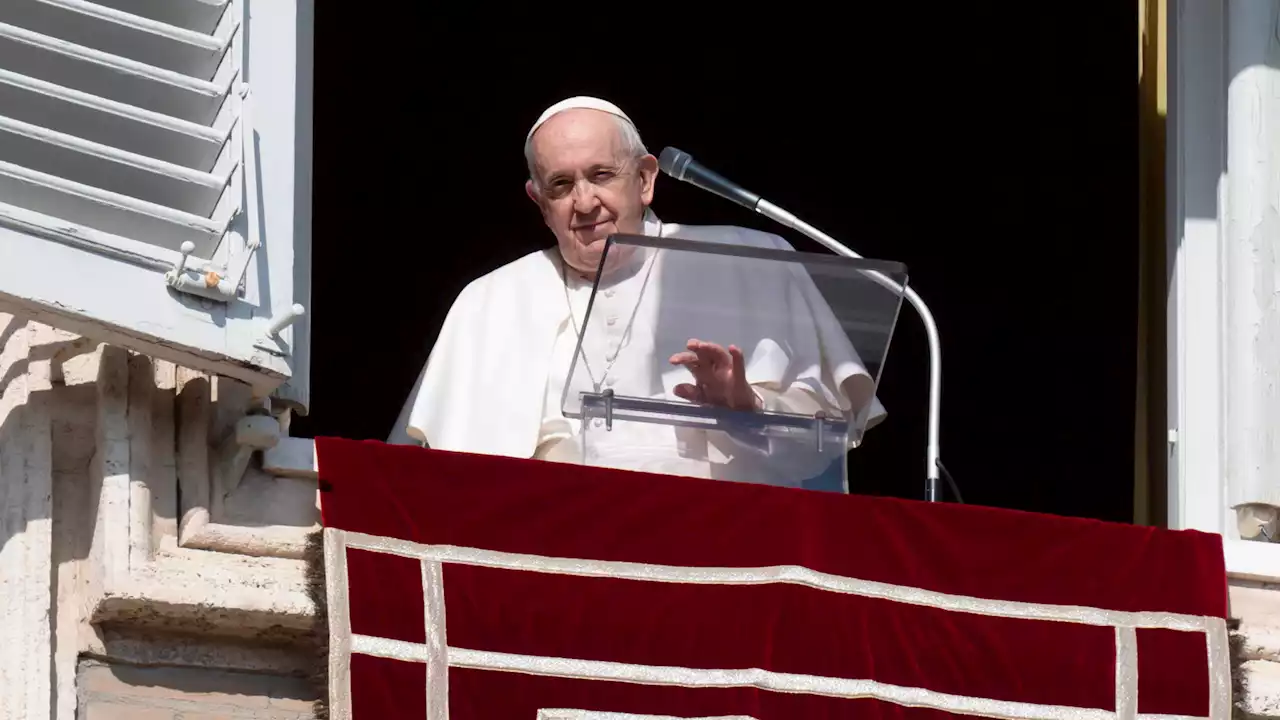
[390,96,886,489]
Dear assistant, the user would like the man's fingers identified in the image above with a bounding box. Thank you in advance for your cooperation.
[687,338,720,358]
[669,351,699,366]
[673,383,705,403]
[672,350,715,390]
[674,340,755,410]
[688,339,731,368]
[698,346,729,368]
[729,344,749,386]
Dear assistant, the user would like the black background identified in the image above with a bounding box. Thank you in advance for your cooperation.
[295,8,1138,523]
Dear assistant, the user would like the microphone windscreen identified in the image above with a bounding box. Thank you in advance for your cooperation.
[658,147,692,179]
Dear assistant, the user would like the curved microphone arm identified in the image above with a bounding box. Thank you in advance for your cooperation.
[753,199,943,500]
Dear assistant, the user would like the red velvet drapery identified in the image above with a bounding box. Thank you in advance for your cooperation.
[318,437,1227,719]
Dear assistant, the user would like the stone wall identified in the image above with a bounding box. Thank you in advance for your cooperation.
[78,659,313,720]
[0,315,318,720]
[1233,580,1280,717]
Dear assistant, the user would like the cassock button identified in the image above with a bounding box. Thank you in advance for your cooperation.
[592,418,604,428]
[605,376,616,386]
[604,289,615,298]
[606,316,618,326]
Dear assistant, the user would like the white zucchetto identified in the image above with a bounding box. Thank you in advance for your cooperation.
[526,96,635,142]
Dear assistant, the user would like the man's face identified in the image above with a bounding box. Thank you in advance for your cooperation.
[525,109,658,276]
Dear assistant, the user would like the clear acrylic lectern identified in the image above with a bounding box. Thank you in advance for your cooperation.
[560,234,906,492]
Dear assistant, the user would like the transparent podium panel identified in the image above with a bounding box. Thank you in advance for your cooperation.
[560,234,907,492]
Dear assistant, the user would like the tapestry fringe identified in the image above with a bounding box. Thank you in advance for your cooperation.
[301,526,1248,718]
[305,529,329,720]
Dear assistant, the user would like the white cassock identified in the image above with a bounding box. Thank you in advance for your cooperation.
[389,209,887,488]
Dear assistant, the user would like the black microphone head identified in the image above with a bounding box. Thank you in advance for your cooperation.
[658,147,693,180]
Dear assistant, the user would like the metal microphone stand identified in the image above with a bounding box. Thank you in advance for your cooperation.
[658,147,946,501]
[752,199,945,502]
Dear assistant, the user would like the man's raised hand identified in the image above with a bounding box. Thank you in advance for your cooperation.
[669,338,760,411]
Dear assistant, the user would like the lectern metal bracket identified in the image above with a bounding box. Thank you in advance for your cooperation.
[814,411,827,454]
[602,389,615,431]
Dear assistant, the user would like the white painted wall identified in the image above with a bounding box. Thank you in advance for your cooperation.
[1223,1,1280,515]
[1169,0,1280,568]
[1169,1,1280,714]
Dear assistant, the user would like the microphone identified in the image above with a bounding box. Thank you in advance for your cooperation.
[658,147,762,211]
[658,146,852,259]
[656,146,952,504]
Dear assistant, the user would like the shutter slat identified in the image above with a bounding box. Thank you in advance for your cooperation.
[0,0,237,250]
[0,68,225,170]
[40,0,226,51]
[0,21,227,124]
[0,114,228,216]
[3,0,231,81]
[0,158,224,255]
[0,200,199,272]
[91,0,229,36]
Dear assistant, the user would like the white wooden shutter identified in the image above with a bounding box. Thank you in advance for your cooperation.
[0,0,312,409]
